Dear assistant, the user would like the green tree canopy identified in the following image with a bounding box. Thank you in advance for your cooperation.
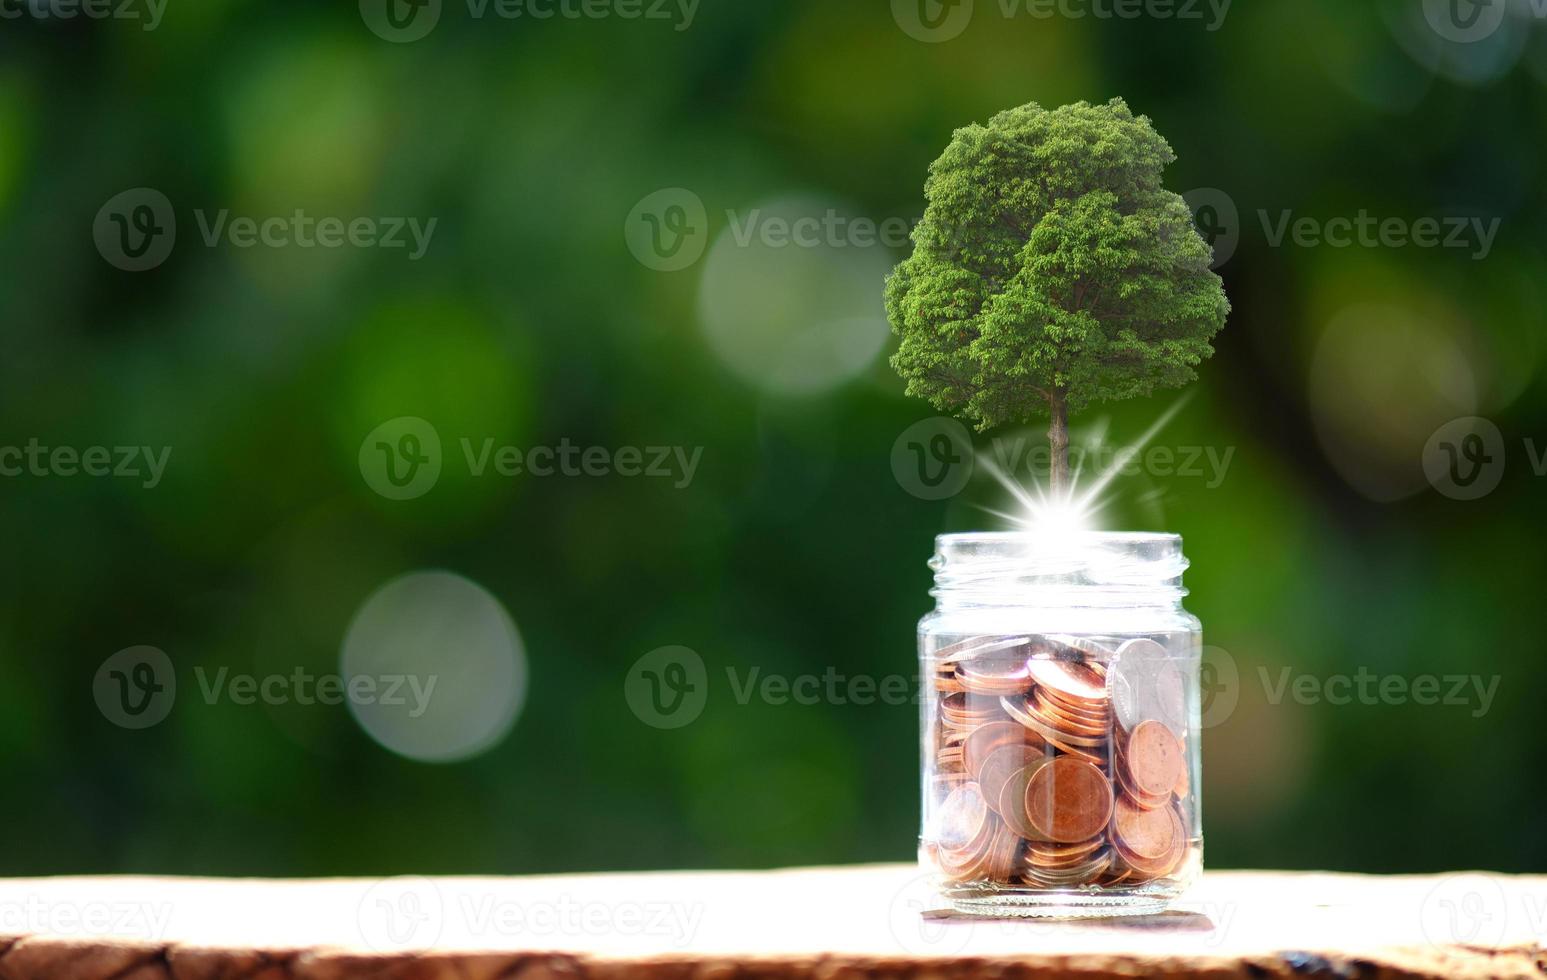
[885,98,1229,492]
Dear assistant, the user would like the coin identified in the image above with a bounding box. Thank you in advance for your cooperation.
[1150,660,1188,732]
[1113,750,1171,810]
[1109,637,1189,732]
[983,820,1022,882]
[1028,836,1103,861]
[932,781,989,851]
[1125,720,1185,798]
[997,762,1053,843]
[1027,656,1107,704]
[1112,794,1175,860]
[978,742,1041,812]
[928,631,1197,894]
[1036,635,1117,661]
[936,635,1030,664]
[964,721,1037,777]
[1024,756,1114,844]
[1002,695,1108,749]
[958,654,1034,696]
[1031,691,1109,737]
[1023,848,1111,886]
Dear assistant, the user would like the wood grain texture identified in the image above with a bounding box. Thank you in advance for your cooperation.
[0,866,1542,979]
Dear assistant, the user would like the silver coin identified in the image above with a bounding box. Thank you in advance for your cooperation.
[1108,638,1171,731]
[1149,660,1188,732]
[936,635,1031,664]
[1038,634,1117,662]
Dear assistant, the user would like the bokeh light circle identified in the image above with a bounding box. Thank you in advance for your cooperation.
[1308,304,1478,501]
[341,570,526,763]
[697,196,894,396]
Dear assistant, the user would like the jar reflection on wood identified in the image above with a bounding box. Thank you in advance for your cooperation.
[918,533,1202,918]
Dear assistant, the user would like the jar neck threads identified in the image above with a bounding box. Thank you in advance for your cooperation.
[930,532,1188,610]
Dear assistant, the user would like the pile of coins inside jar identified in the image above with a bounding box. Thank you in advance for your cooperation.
[926,634,1194,890]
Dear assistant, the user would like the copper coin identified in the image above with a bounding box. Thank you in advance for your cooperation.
[978,742,1041,812]
[1114,759,1171,810]
[952,810,1009,882]
[1125,719,1185,798]
[1111,794,1175,860]
[1113,835,1182,880]
[1027,838,1105,869]
[1038,634,1117,661]
[1024,756,1114,844]
[938,804,999,881]
[1005,696,1108,748]
[1038,687,1110,722]
[1023,849,1111,886]
[963,721,1034,777]
[932,781,989,851]
[1031,691,1110,737]
[958,654,1034,696]
[1112,742,1172,809]
[1027,836,1104,862]
[997,762,1054,842]
[983,821,1022,882]
[1027,656,1108,704]
[1046,734,1109,768]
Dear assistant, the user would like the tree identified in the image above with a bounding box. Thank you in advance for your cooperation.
[885,98,1229,498]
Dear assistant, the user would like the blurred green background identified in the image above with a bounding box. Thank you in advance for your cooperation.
[1,0,1544,878]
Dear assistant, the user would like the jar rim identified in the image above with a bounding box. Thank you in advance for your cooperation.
[935,531,1182,547]
[930,530,1188,606]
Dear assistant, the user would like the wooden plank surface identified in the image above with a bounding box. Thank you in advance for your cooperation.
[0,865,1542,979]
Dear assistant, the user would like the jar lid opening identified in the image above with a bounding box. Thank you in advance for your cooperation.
[930,531,1188,605]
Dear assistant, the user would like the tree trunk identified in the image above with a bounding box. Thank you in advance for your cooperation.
[1047,391,1069,499]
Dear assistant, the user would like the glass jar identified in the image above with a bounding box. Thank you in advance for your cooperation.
[918,532,1202,918]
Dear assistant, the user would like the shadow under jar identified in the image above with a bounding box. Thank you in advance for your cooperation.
[918,532,1202,918]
